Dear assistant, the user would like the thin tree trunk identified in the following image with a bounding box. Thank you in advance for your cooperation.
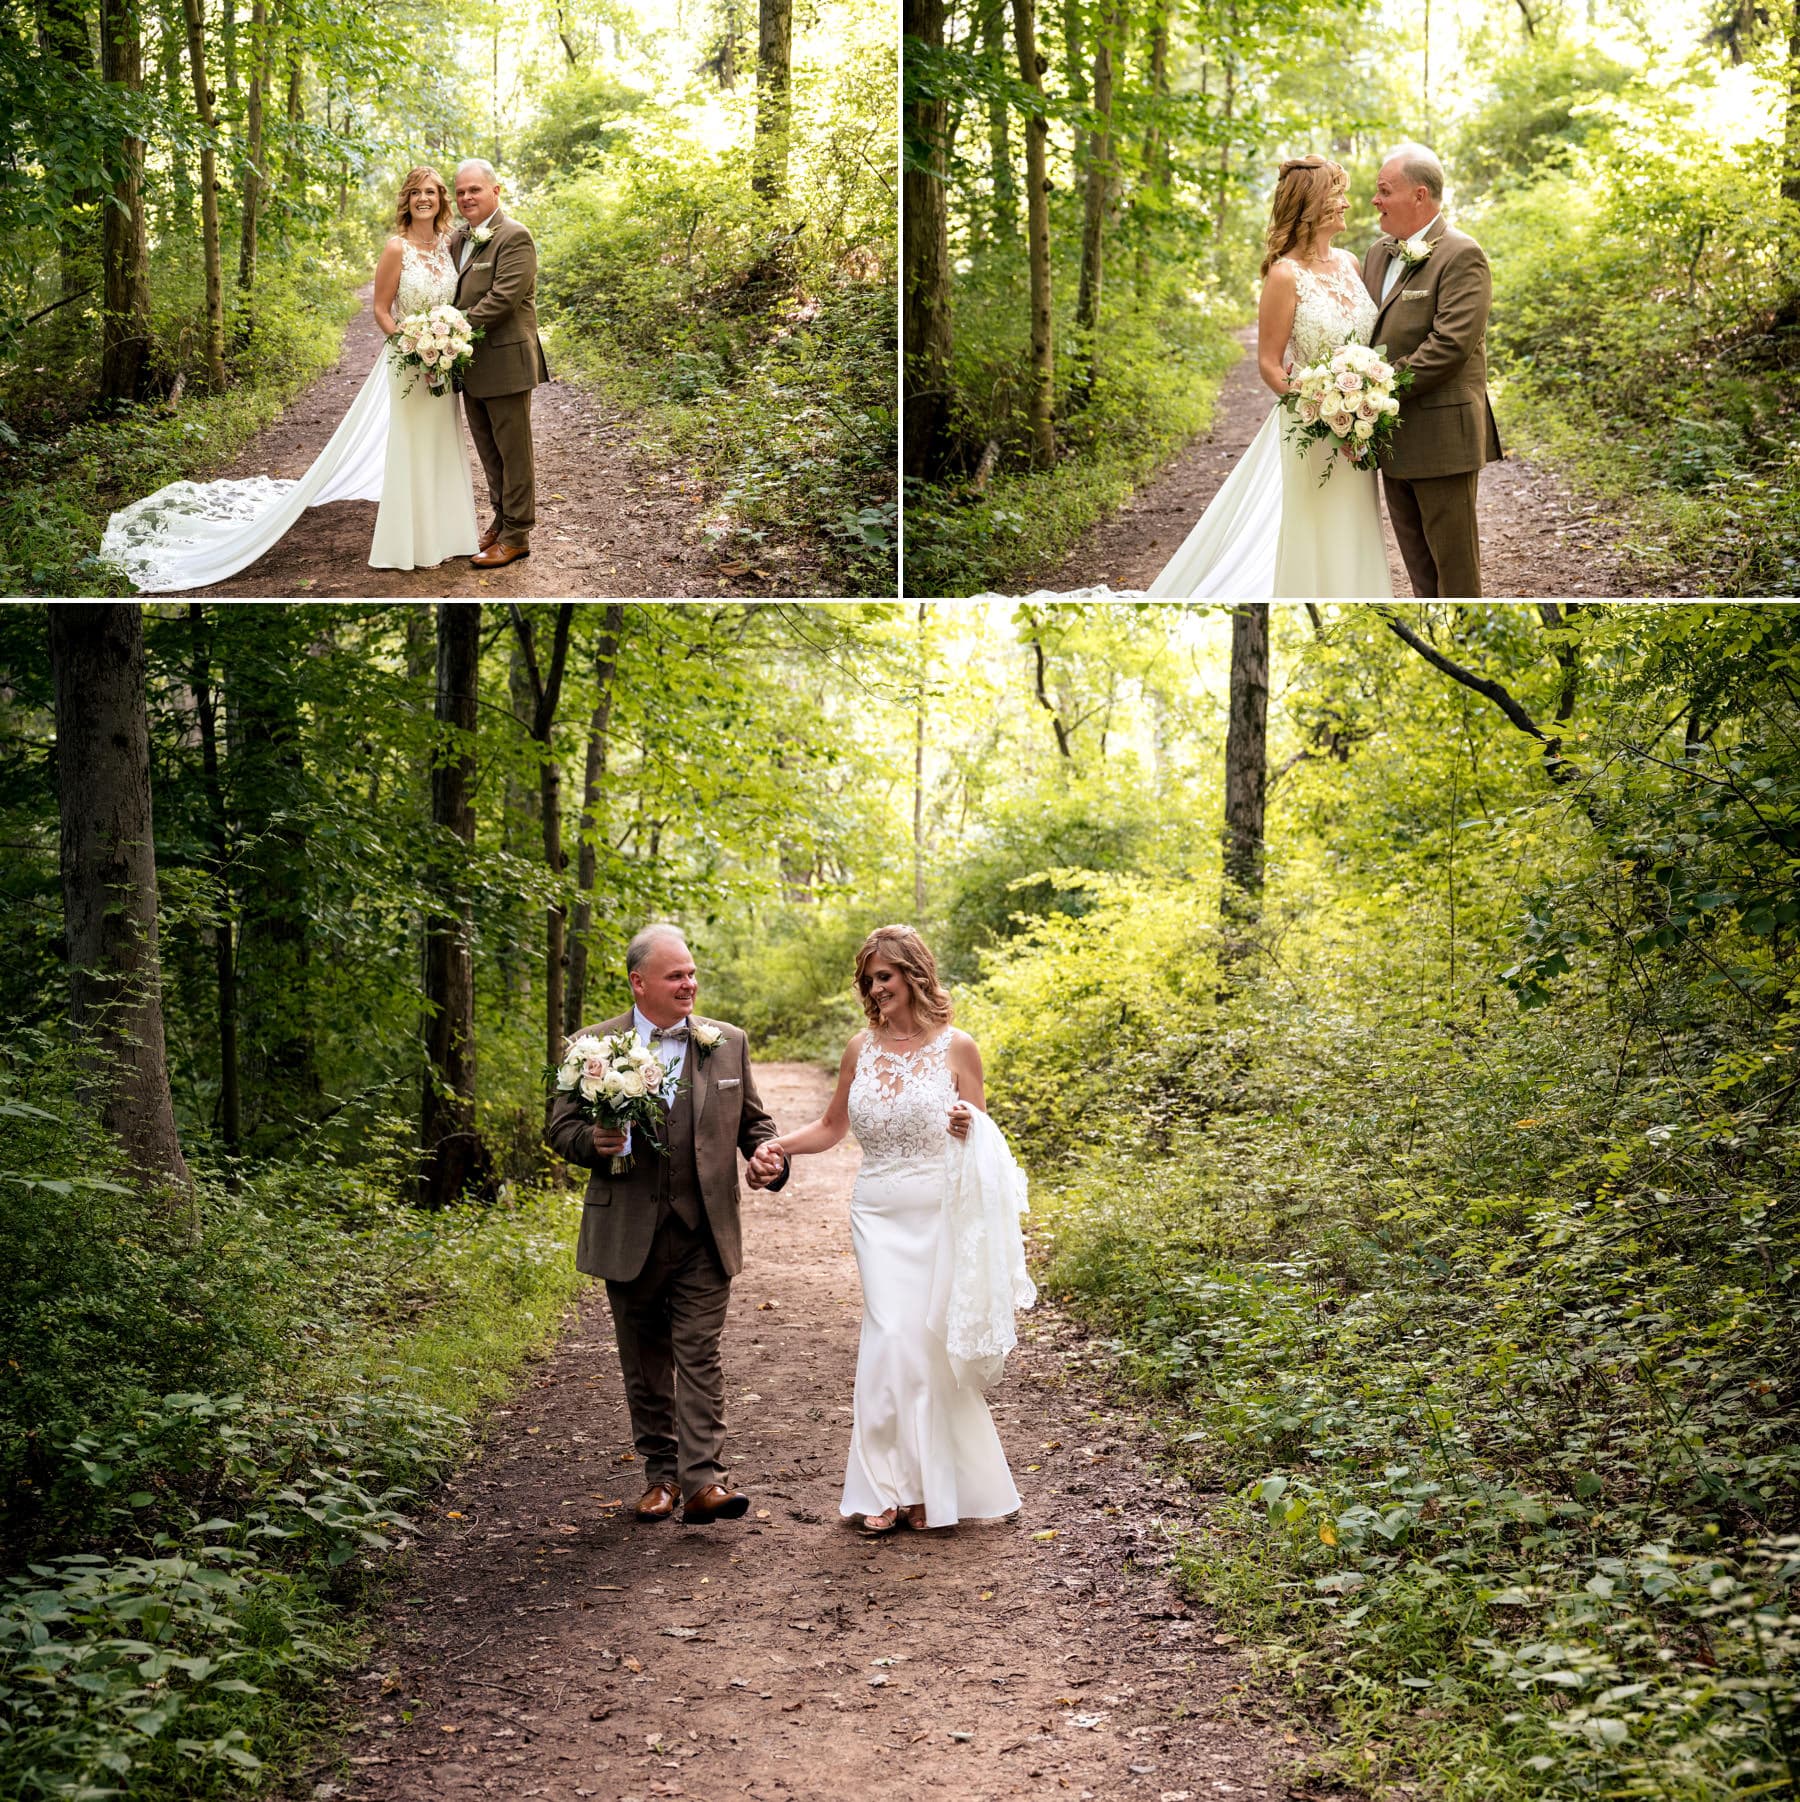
[1073,0,1120,405]
[187,604,240,1156]
[100,0,154,402]
[752,0,792,201]
[1214,18,1235,267]
[161,17,191,232]
[421,604,494,1208]
[509,604,576,1079]
[47,604,194,1203]
[979,0,1015,240]
[913,603,928,915]
[1013,0,1055,468]
[180,0,228,388]
[1134,0,1170,298]
[1061,0,1085,105]
[565,605,626,1038]
[237,0,266,293]
[903,0,952,481]
[1219,603,1269,962]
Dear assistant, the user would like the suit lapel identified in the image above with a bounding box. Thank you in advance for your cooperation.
[1373,214,1447,335]
[689,1020,715,1133]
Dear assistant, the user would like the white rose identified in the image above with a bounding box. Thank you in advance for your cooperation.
[1354,417,1376,440]
[601,1067,627,1098]
[577,1073,603,1101]
[692,1021,722,1049]
[616,1067,646,1099]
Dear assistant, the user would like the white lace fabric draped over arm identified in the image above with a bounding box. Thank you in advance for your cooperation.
[928,1108,1037,1390]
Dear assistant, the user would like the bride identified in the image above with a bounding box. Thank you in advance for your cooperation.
[101,167,478,592]
[766,925,1029,1534]
[1148,155,1392,599]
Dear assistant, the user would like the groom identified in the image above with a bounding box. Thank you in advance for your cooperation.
[1362,143,1503,598]
[452,160,550,570]
[546,925,789,1526]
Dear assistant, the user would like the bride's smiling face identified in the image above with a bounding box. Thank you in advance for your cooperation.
[864,961,912,1022]
[407,182,439,226]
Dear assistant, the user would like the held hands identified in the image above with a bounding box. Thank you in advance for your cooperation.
[746,1140,786,1189]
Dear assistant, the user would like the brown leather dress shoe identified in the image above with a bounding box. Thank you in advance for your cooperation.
[478,521,503,552]
[681,1483,750,1525]
[470,541,530,568]
[634,1482,680,1522]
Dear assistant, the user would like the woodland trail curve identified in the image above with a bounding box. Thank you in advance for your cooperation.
[302,1063,1339,1802]
[1019,324,1686,599]
[177,291,818,599]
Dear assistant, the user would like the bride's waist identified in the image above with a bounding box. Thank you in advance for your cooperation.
[854,1153,944,1192]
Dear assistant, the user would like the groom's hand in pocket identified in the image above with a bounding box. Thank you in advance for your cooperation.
[591,1124,627,1158]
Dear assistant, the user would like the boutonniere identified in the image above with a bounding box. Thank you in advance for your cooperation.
[470,222,495,248]
[1395,231,1435,271]
[690,1020,723,1060]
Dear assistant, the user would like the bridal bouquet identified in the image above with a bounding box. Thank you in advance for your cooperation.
[390,304,477,397]
[1280,343,1413,483]
[551,1030,679,1174]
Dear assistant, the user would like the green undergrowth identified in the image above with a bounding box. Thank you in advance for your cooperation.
[905,296,1245,599]
[968,663,1800,1797]
[0,1035,584,1798]
[0,241,365,596]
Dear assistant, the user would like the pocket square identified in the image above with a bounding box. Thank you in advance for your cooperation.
[1402,287,1431,300]
[717,1077,741,1088]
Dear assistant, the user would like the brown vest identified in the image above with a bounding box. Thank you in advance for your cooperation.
[651,1074,703,1232]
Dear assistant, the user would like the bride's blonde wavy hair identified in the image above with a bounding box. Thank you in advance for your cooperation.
[395,167,452,239]
[1261,156,1348,277]
[854,925,954,1032]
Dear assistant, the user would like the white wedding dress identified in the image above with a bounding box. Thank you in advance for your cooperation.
[1149,248,1392,598]
[101,238,478,591]
[841,1032,1022,1527]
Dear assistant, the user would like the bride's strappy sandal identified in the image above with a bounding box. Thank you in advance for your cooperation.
[857,1507,900,1536]
[898,1504,929,1532]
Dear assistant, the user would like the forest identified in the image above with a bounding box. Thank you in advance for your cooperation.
[901,0,1800,597]
[1,598,1796,1800]
[0,0,896,596]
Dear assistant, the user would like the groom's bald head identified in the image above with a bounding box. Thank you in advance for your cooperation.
[1375,143,1443,239]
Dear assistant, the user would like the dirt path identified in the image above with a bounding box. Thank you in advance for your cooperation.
[305,1064,1332,1802]
[1020,325,1684,598]
[184,292,821,598]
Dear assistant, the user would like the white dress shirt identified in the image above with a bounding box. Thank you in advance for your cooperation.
[459,207,502,272]
[1382,212,1440,302]
[617,1006,688,1156]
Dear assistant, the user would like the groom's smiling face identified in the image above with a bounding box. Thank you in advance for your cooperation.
[455,167,500,223]
[631,936,699,1029]
[1375,159,1434,239]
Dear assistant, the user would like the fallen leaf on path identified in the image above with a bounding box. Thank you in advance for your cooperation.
[594,1584,623,1592]
[782,1700,803,1712]
[439,1723,462,1733]
[445,1511,464,1519]
[980,1590,995,1601]
[787,1620,815,1631]
[526,1426,542,1435]
[1032,1530,1058,1542]
[661,1627,700,1639]
[948,1729,974,1741]
[755,1509,771,1521]
[623,1656,643,1673]
[757,1300,779,1311]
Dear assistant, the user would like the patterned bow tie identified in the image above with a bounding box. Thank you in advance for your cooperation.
[650,1022,689,1042]
[1380,236,1403,257]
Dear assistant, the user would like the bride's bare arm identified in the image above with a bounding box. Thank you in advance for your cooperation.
[947,1031,986,1139]
[1257,261,1300,395]
[765,1033,864,1158]
[373,238,405,334]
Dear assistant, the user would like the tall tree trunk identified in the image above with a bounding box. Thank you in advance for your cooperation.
[1072,0,1120,405]
[978,0,1015,240]
[1013,0,1055,468]
[237,0,266,293]
[161,16,192,232]
[39,0,95,301]
[180,0,229,389]
[282,2,303,200]
[186,604,240,1155]
[1219,602,1269,967]
[1134,0,1170,298]
[1060,0,1085,105]
[913,602,928,915]
[903,0,952,481]
[1214,14,1235,269]
[220,607,317,1133]
[509,604,576,1079]
[421,603,494,1208]
[565,605,626,1038]
[100,0,154,402]
[752,0,792,201]
[47,604,194,1202]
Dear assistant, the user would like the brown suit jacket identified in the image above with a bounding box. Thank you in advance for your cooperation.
[454,212,550,399]
[545,1013,785,1284]
[1361,216,1503,480]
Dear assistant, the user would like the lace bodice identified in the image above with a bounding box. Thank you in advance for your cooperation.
[849,1032,957,1169]
[395,237,459,318]
[1284,249,1377,368]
